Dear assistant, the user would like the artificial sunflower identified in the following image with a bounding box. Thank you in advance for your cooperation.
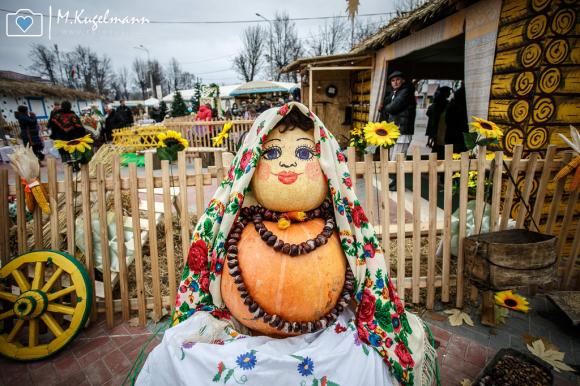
[157,130,189,149]
[469,117,503,140]
[495,290,530,313]
[363,121,400,147]
[54,134,94,154]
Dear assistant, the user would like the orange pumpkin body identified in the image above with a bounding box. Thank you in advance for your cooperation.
[221,218,347,336]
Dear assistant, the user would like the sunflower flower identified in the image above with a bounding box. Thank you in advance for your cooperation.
[469,117,503,139]
[364,121,400,147]
[53,134,94,154]
[157,130,188,150]
[495,290,529,313]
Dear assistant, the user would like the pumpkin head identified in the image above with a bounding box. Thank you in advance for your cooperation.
[221,218,346,337]
[251,124,327,212]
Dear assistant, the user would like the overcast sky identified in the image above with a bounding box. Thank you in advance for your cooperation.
[0,0,395,87]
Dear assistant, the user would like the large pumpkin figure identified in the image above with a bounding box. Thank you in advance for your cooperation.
[142,103,436,386]
[221,125,350,336]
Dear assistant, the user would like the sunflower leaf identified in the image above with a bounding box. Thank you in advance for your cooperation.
[494,305,509,325]
[463,132,478,151]
[527,339,575,373]
[444,308,474,327]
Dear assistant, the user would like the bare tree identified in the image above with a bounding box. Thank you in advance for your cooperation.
[149,59,165,97]
[117,67,130,99]
[233,25,264,82]
[166,57,182,92]
[352,17,388,46]
[132,58,149,99]
[91,54,111,95]
[29,44,58,84]
[308,17,349,57]
[269,12,302,82]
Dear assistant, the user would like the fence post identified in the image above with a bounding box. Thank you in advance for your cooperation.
[442,145,453,303]
[0,169,8,264]
[80,164,97,322]
[113,155,130,321]
[411,147,421,304]
[145,152,162,320]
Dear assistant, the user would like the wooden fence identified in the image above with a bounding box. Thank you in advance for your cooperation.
[0,144,578,329]
[164,119,254,152]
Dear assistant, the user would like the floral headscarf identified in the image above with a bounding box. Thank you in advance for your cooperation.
[174,102,437,386]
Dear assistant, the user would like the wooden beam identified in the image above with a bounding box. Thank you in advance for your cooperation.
[310,66,374,71]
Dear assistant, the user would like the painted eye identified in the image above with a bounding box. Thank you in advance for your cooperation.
[263,146,281,160]
[295,146,314,161]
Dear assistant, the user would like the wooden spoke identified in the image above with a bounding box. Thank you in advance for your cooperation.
[7,319,24,342]
[31,262,45,290]
[0,291,17,303]
[41,267,63,293]
[11,269,31,292]
[0,309,14,320]
[47,286,76,301]
[47,304,75,315]
[28,319,39,347]
[41,313,64,337]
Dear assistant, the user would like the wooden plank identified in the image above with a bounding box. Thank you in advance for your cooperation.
[113,155,129,321]
[532,146,556,230]
[411,147,421,303]
[396,153,406,301]
[545,152,572,234]
[0,170,8,264]
[563,224,580,289]
[364,153,375,224]
[474,146,486,234]
[162,160,177,310]
[16,174,26,253]
[556,189,578,260]
[194,158,205,220]
[426,153,437,309]
[96,164,114,329]
[64,165,75,255]
[456,153,469,308]
[32,182,42,250]
[380,147,390,273]
[500,145,522,230]
[179,152,190,263]
[347,147,357,194]
[145,152,162,320]
[490,152,504,232]
[442,145,453,303]
[128,163,147,327]
[215,150,224,183]
[47,158,59,249]
[516,152,539,228]
[80,164,96,322]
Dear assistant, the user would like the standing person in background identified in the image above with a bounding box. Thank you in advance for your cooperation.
[117,99,134,127]
[196,103,213,121]
[49,100,86,166]
[15,105,44,162]
[445,84,469,153]
[47,102,61,139]
[102,105,123,143]
[380,70,417,190]
[426,86,452,159]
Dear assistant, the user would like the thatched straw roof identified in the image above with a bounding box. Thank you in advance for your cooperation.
[0,71,102,100]
[351,0,472,54]
[281,52,371,73]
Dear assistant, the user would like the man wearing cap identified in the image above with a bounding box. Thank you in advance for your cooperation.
[381,70,417,190]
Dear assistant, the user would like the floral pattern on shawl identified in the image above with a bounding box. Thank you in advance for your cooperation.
[173,102,422,386]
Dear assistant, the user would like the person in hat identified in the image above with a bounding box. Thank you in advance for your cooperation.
[380,71,417,190]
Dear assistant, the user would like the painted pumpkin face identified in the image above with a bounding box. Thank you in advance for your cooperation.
[251,124,327,212]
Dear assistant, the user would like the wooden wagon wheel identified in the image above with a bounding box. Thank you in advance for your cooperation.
[0,250,92,361]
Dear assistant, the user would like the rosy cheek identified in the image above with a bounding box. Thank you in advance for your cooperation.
[256,162,271,181]
[305,161,323,181]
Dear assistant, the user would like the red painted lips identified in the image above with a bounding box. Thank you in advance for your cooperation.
[273,171,302,184]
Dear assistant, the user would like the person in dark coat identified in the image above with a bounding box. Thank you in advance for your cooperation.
[47,102,61,140]
[15,105,44,161]
[49,100,86,164]
[102,105,124,143]
[426,86,452,158]
[380,70,417,190]
[117,99,134,127]
[445,85,469,153]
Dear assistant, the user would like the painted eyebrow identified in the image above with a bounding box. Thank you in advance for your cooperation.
[297,138,314,141]
[264,138,281,144]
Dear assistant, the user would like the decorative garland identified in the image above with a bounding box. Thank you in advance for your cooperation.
[224,200,355,334]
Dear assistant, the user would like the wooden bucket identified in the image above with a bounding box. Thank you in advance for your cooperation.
[464,229,558,290]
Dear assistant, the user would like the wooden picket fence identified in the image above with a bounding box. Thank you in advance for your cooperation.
[164,120,254,152]
[0,144,578,329]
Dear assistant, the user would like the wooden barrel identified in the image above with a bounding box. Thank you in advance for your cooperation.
[464,229,558,290]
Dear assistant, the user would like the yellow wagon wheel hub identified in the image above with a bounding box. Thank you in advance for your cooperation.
[0,250,92,361]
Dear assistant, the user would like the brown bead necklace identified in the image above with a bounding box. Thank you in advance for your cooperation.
[224,200,355,334]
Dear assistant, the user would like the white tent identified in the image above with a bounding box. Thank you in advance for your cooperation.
[144,97,160,107]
